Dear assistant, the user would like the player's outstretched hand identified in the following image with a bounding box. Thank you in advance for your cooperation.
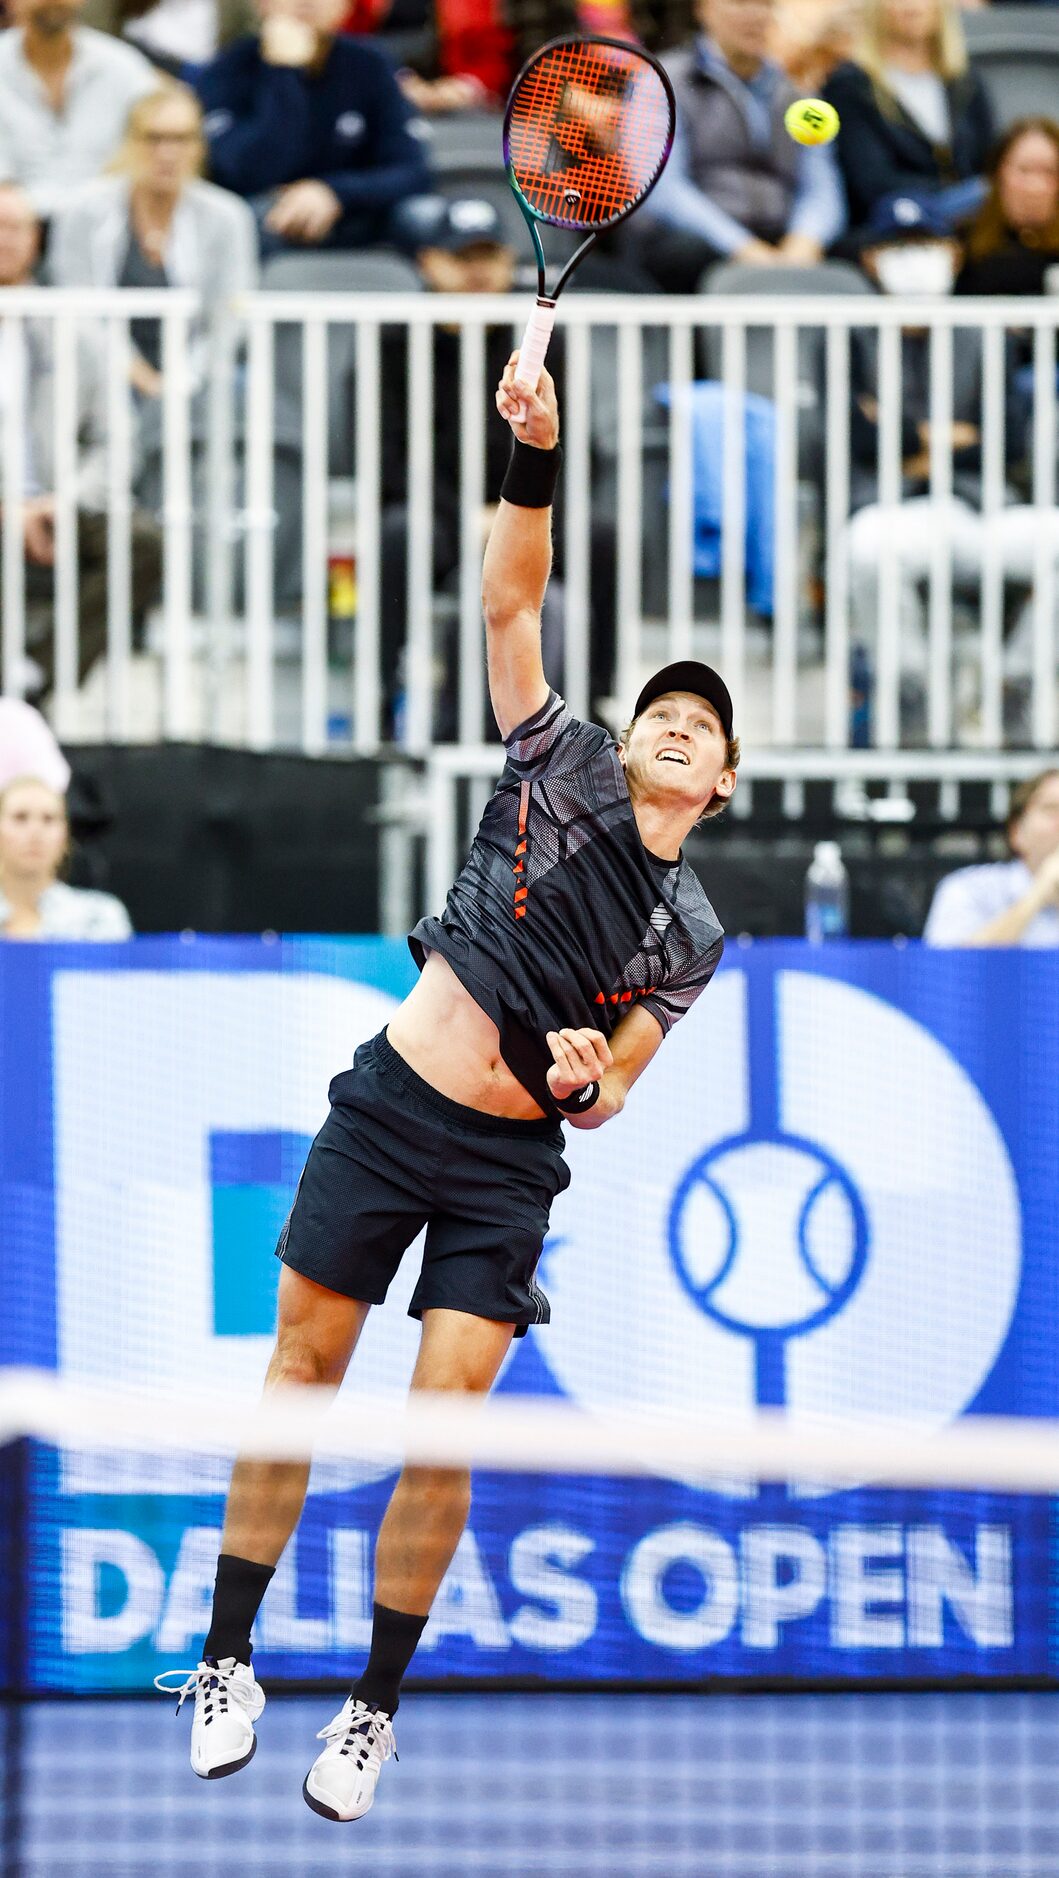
[496,356,560,452]
[545,1027,614,1102]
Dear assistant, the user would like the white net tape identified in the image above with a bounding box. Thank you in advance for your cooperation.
[4,1368,1059,1491]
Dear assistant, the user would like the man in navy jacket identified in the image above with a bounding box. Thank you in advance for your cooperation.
[196,0,432,252]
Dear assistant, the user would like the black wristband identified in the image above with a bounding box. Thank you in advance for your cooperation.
[553,1079,600,1115]
[500,439,562,510]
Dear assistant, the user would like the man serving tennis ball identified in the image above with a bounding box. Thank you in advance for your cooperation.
[156,359,738,1825]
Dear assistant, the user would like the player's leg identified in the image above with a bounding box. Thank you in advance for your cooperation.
[205,1266,371,1655]
[154,1270,370,1781]
[370,1306,514,1639]
[303,1307,513,1823]
[159,1030,433,1778]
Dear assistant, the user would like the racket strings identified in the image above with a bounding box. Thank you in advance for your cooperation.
[507,42,672,228]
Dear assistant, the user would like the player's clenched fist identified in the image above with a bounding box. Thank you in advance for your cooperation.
[545,1027,613,1101]
[495,356,560,452]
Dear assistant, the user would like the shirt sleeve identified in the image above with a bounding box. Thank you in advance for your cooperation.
[80,892,134,940]
[642,116,753,256]
[788,141,847,248]
[502,691,611,783]
[922,870,993,946]
[198,57,315,195]
[640,933,725,1035]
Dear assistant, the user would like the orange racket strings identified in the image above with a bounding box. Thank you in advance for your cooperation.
[507,41,672,228]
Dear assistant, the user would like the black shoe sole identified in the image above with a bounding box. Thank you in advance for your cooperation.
[195,1735,258,1781]
[302,1776,368,1822]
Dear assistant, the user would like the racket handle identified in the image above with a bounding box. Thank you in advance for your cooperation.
[514,298,557,400]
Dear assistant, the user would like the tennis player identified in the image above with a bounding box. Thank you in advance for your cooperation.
[158,356,739,1820]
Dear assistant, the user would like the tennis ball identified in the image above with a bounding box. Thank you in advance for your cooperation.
[784,98,840,147]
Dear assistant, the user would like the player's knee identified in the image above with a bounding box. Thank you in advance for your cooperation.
[402,1462,471,1520]
[268,1327,344,1390]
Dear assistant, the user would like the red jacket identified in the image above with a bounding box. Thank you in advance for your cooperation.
[342,0,514,99]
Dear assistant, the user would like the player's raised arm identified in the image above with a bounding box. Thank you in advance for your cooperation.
[481,356,561,740]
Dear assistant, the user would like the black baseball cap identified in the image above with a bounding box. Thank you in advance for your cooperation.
[634,661,734,739]
[421,197,508,253]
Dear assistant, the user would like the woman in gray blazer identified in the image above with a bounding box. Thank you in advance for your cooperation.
[50,76,258,392]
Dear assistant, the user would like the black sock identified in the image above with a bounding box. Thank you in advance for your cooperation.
[202,1552,275,1666]
[351,1602,428,1716]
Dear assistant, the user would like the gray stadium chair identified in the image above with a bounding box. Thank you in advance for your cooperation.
[963,8,1059,131]
[699,260,876,400]
[426,111,506,175]
[261,249,424,295]
[264,249,423,474]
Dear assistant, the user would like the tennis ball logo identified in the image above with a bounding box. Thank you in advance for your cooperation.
[784,98,840,147]
[669,1136,868,1340]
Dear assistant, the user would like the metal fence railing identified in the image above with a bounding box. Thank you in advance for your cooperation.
[1,288,1057,766]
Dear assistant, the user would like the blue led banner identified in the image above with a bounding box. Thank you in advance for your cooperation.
[3,938,1057,1691]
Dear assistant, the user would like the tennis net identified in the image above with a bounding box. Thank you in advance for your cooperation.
[3,1376,1059,1877]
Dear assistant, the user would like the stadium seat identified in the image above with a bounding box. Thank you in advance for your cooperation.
[261,250,424,295]
[264,252,422,475]
[962,8,1059,129]
[699,260,875,401]
[426,111,506,175]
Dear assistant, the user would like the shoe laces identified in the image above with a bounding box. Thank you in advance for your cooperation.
[318,1700,397,1770]
[153,1661,254,1719]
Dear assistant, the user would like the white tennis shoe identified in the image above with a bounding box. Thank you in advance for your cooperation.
[154,1658,265,1779]
[303,1697,397,1821]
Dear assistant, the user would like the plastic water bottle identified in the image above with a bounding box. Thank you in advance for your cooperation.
[805,840,849,943]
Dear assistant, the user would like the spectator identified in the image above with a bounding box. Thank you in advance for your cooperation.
[344,0,513,112]
[924,768,1059,946]
[956,118,1059,298]
[824,0,994,245]
[378,196,617,737]
[195,0,432,255]
[50,80,258,396]
[770,0,858,93]
[0,0,155,221]
[79,0,256,75]
[0,182,163,700]
[831,195,1059,740]
[503,1,698,67]
[0,697,70,794]
[0,775,133,937]
[635,0,846,293]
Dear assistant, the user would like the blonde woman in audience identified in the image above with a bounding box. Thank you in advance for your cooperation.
[0,777,132,939]
[771,0,859,92]
[50,78,257,395]
[825,0,994,240]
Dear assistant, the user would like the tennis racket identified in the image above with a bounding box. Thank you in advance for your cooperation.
[503,34,675,403]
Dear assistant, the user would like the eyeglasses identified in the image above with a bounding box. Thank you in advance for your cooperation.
[136,129,200,145]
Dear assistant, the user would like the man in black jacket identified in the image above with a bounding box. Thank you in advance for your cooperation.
[197,0,432,253]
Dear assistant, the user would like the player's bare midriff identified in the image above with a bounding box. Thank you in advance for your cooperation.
[385,949,550,1122]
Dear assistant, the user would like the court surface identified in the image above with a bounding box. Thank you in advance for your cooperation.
[6,1689,1059,1877]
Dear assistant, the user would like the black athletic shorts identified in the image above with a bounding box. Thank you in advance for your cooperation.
[275,1028,569,1334]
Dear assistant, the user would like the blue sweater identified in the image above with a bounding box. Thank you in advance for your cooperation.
[196,35,431,223]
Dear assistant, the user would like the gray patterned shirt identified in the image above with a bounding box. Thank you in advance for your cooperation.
[409,692,725,1116]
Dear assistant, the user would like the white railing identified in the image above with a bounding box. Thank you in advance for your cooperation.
[1,288,1057,762]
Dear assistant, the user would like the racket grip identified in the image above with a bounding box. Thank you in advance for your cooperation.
[514,299,557,393]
